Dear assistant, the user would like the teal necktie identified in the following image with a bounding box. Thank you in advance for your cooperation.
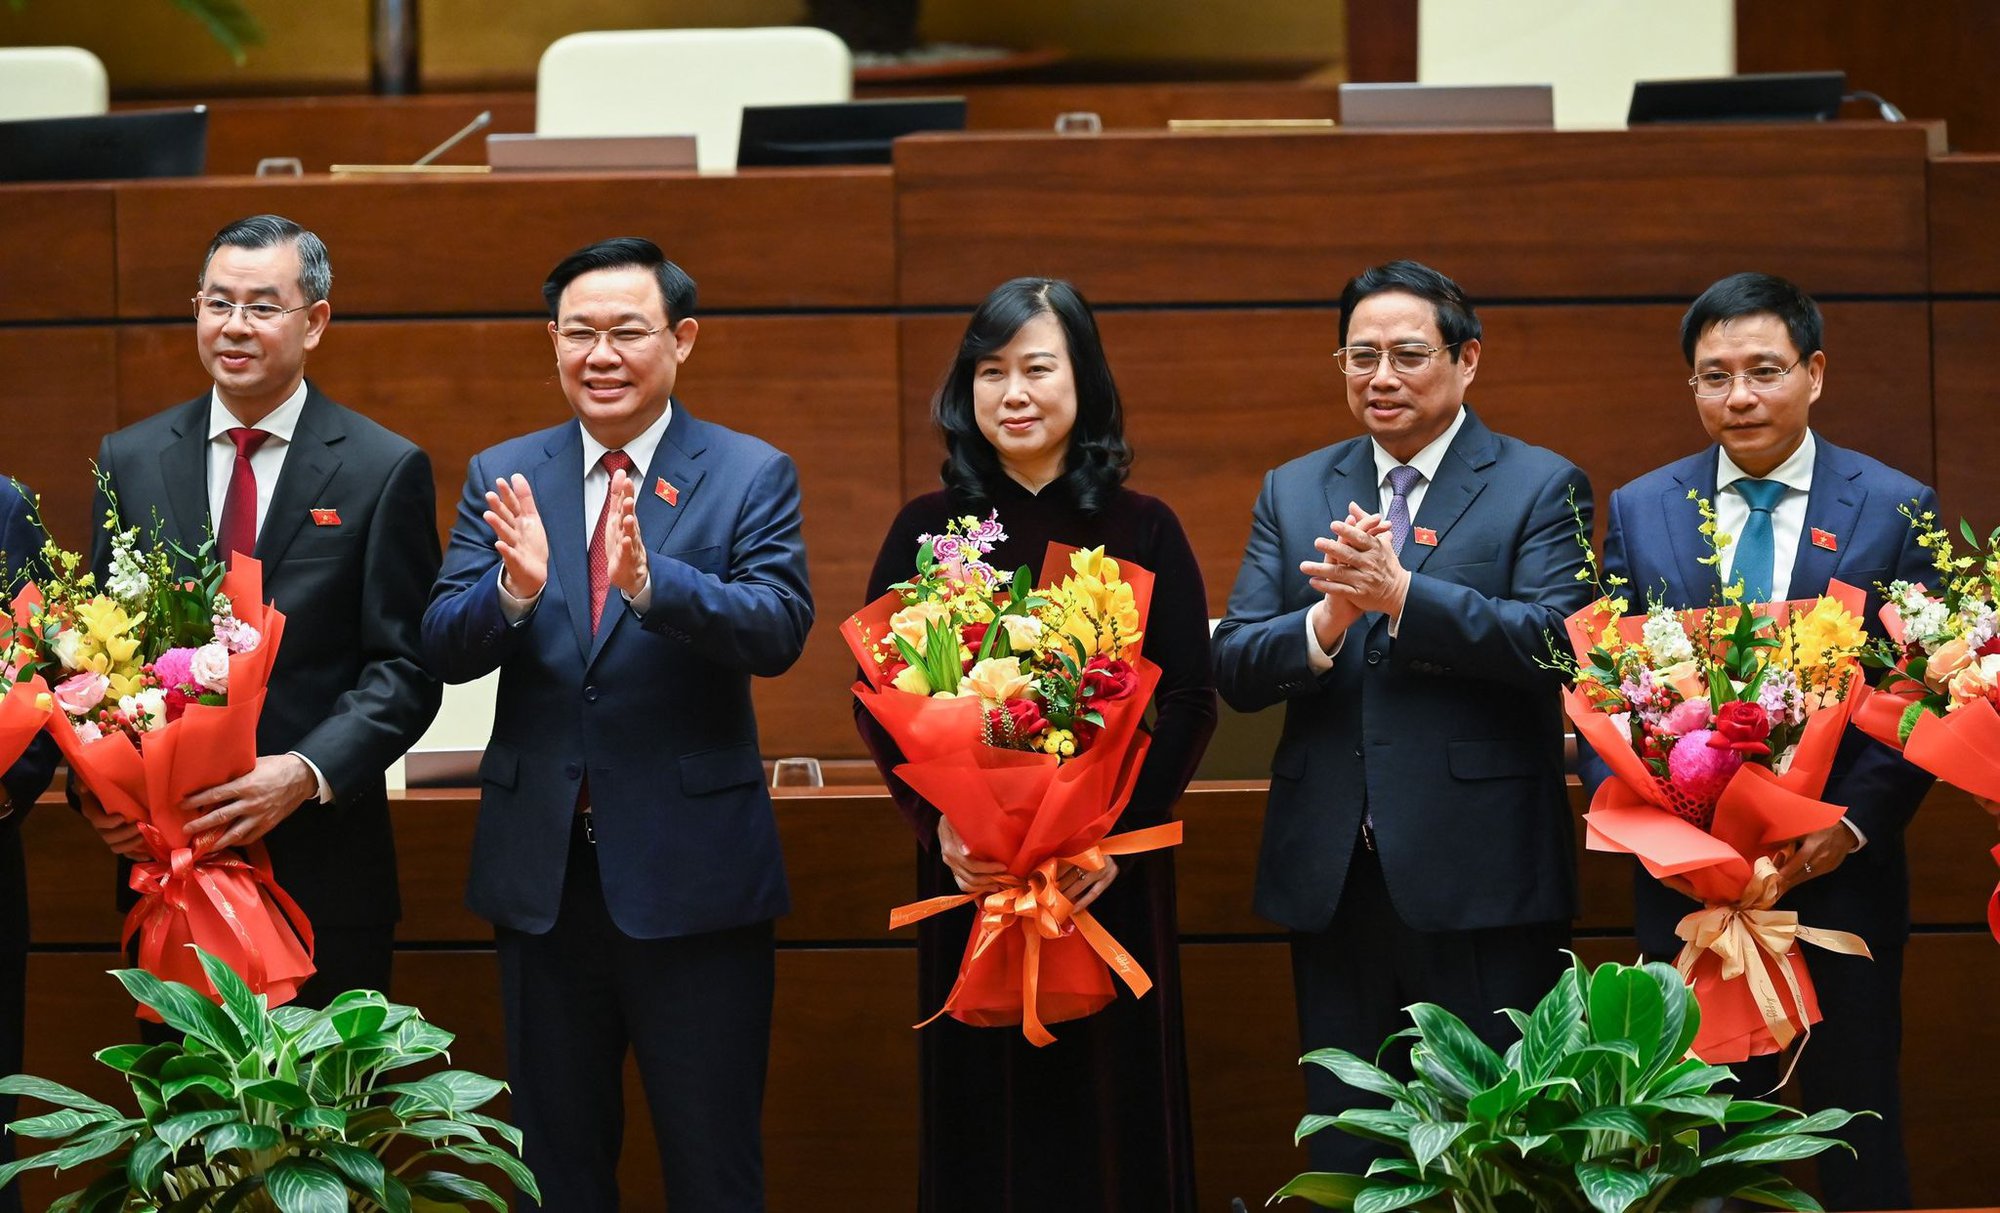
[1732,478,1786,602]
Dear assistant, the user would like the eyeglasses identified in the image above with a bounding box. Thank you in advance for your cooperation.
[554,324,664,350]
[192,295,310,326]
[1689,358,1802,397]
[1334,342,1458,376]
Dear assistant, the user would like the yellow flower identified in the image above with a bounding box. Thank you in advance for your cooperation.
[960,656,1032,703]
[1068,546,1120,584]
[891,663,935,696]
[889,599,950,648]
[1781,598,1867,673]
[1039,728,1076,758]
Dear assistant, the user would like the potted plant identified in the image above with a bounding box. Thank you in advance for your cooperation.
[1273,955,1862,1212]
[0,948,536,1211]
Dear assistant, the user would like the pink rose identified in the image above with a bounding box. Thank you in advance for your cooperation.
[52,671,109,717]
[1659,699,1711,737]
[190,643,231,694]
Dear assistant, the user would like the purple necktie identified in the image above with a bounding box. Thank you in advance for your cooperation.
[1385,464,1423,556]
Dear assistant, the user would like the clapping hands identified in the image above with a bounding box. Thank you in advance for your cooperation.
[1303,502,1397,650]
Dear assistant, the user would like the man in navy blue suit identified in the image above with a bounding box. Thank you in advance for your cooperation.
[1,477,59,1213]
[423,238,813,1211]
[1580,272,1934,1210]
[1213,261,1594,1174]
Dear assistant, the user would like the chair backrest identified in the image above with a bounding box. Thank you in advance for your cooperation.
[536,27,851,171]
[0,46,110,122]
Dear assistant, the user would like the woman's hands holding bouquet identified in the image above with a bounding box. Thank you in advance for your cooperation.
[937,815,1119,912]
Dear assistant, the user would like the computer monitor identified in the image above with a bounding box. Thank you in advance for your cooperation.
[0,106,208,183]
[1627,71,1846,125]
[1338,83,1555,130]
[736,97,967,167]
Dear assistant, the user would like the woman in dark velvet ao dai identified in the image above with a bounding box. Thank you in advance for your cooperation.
[857,278,1218,1212]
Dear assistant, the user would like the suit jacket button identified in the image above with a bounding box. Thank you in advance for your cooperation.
[1353,747,1363,759]
[1366,649,1382,665]
[584,685,599,703]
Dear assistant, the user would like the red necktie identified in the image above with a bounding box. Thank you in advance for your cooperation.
[217,427,271,565]
[587,449,636,633]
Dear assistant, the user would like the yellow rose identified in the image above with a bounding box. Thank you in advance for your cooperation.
[998,614,1044,650]
[1948,654,2000,712]
[889,599,950,648]
[1657,660,1707,703]
[891,663,936,696]
[960,656,1032,703]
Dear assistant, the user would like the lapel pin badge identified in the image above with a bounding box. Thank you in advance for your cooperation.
[1412,526,1439,547]
[656,478,679,507]
[1810,527,1838,551]
[309,508,341,526]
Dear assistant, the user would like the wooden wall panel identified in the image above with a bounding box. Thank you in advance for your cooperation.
[0,329,120,552]
[111,313,902,760]
[896,125,1933,307]
[1929,156,2000,293]
[0,188,116,322]
[1932,301,2000,533]
[191,94,538,176]
[113,170,896,319]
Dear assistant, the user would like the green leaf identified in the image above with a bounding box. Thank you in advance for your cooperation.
[1301,1048,1407,1103]
[418,1140,539,1201]
[1294,1113,1342,1145]
[205,1121,283,1156]
[1576,1160,1654,1213]
[8,1107,114,1138]
[241,1078,313,1109]
[325,990,391,1042]
[197,948,270,1053]
[1270,1171,1369,1206]
[93,1044,151,1073]
[266,1157,352,1213]
[111,968,243,1053]
[211,1175,270,1213]
[1466,1070,1524,1123]
[317,1142,390,1201]
[168,0,265,64]
[1353,1182,1448,1213]
[456,1110,523,1153]
[1648,1058,1735,1099]
[1709,1133,1853,1165]
[1331,1107,1418,1147]
[283,1106,349,1136]
[406,1170,507,1212]
[1731,1176,1826,1211]
[1521,965,1586,1082]
[1728,1107,1860,1140]
[1560,1107,1649,1142]
[1408,1121,1470,1176]
[1650,1094,1730,1124]
[1587,962,1665,1076]
[1640,961,1696,1082]
[155,1107,241,1153]
[1407,1003,1501,1099]
[127,1134,173,1193]
[0,1074,122,1116]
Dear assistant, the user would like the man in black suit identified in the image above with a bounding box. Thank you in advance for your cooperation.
[76,214,441,1007]
[1212,261,1594,1174]
[1,477,59,1213]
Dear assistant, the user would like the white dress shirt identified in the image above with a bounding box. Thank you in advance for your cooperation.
[205,381,331,803]
[1306,406,1468,669]
[1716,429,1815,601]
[499,404,673,620]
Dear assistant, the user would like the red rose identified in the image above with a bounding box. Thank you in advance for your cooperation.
[1081,657,1139,702]
[1003,697,1049,737]
[163,687,191,723]
[1071,715,1103,755]
[1707,700,1772,755]
[1978,635,2000,658]
[960,622,990,650]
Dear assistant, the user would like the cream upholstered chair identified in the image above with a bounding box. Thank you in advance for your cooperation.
[0,46,110,121]
[535,27,852,171]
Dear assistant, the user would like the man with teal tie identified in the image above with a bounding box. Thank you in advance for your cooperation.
[1578,272,1937,1209]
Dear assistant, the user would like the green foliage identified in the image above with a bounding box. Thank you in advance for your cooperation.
[1273,956,1865,1213]
[0,949,536,1211]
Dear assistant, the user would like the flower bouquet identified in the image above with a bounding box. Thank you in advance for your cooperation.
[4,514,314,1014]
[1560,503,1873,1061]
[843,512,1178,1046]
[1853,509,2000,940]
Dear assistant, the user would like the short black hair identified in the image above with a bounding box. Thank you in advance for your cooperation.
[1679,272,1823,365]
[542,237,697,324]
[201,214,332,302]
[1337,259,1480,360]
[933,277,1132,516]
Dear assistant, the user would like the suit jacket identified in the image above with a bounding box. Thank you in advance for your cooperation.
[1578,435,1937,952]
[92,385,443,928]
[1213,408,1594,934]
[421,402,812,939]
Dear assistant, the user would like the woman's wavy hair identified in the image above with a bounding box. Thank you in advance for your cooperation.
[933,277,1132,515]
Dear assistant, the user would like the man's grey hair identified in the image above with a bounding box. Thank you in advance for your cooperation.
[199,214,333,303]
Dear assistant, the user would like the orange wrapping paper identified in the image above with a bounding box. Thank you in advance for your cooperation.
[0,674,51,777]
[846,545,1181,1044]
[27,558,314,1015]
[1569,582,1872,1061]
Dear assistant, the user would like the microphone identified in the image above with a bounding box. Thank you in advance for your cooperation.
[414,110,493,166]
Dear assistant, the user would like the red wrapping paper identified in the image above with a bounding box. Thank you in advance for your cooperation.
[29,558,314,1015]
[846,544,1180,1045]
[1569,582,1872,1061]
